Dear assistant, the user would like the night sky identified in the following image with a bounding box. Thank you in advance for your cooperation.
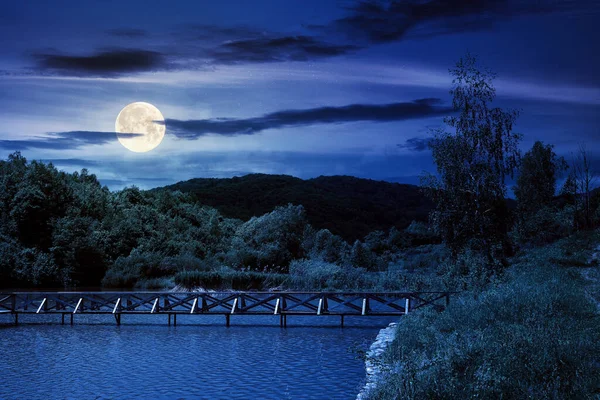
[1,0,598,189]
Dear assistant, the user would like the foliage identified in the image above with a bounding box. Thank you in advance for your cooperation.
[173,269,288,290]
[511,205,574,246]
[368,236,600,399]
[421,53,521,268]
[514,141,567,215]
[162,174,433,242]
[226,204,307,271]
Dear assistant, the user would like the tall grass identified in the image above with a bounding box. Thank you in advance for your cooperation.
[174,269,288,290]
[367,236,600,399]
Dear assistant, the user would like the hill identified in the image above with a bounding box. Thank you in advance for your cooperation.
[160,174,434,242]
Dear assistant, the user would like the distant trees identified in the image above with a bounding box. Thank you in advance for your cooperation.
[422,54,522,267]
[571,143,597,229]
[512,142,571,244]
[514,141,567,214]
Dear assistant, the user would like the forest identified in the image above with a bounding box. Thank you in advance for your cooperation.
[0,151,443,291]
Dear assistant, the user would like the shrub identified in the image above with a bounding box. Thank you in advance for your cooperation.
[174,270,223,288]
[289,259,342,290]
[402,244,449,273]
[173,269,288,290]
[102,249,162,288]
[515,206,573,246]
[135,277,174,290]
[227,204,307,270]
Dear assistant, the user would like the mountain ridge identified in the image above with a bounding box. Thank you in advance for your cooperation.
[158,173,433,242]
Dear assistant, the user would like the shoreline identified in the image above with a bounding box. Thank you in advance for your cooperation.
[356,321,398,400]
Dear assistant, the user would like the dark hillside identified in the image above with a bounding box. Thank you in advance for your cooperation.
[160,174,434,241]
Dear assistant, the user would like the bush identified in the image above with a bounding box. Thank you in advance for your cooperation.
[101,250,162,288]
[174,270,223,288]
[514,206,573,246]
[289,259,342,290]
[135,277,174,290]
[402,245,449,273]
[174,269,288,290]
[226,204,307,270]
[368,264,600,399]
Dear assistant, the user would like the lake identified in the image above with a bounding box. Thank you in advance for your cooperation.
[0,314,396,399]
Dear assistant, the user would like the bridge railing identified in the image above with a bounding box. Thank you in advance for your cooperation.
[0,291,458,326]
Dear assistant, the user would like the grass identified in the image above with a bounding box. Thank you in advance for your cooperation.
[174,269,288,291]
[366,231,600,400]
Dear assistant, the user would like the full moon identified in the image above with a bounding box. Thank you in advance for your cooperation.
[115,102,165,153]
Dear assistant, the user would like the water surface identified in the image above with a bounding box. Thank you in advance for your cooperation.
[0,314,395,400]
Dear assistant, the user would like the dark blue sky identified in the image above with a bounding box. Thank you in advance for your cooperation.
[0,0,598,189]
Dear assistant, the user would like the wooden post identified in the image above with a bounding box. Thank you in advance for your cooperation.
[283,314,287,328]
[173,313,177,326]
[70,314,74,326]
[168,313,171,326]
[340,315,344,328]
[14,313,18,326]
[226,314,230,327]
[61,313,65,325]
[114,314,120,326]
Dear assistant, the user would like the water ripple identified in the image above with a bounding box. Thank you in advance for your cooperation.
[0,314,396,400]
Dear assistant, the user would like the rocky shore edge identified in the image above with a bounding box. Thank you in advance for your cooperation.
[356,321,398,400]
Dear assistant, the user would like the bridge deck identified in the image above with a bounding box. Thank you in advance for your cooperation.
[0,291,455,327]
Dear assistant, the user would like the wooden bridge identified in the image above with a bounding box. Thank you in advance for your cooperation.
[0,291,455,327]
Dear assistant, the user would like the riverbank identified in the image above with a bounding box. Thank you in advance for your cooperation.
[362,231,600,399]
[356,321,398,400]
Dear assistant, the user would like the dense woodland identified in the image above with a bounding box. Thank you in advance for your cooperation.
[162,174,434,242]
[0,153,443,290]
[1,54,599,398]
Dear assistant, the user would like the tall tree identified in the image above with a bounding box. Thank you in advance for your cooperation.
[571,143,597,229]
[514,141,567,215]
[422,54,522,265]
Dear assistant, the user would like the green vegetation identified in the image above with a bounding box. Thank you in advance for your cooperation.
[364,54,600,399]
[366,233,600,399]
[422,53,521,266]
[0,152,441,290]
[162,174,433,242]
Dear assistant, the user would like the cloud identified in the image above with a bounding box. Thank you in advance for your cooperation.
[171,24,264,42]
[207,35,359,64]
[33,49,168,77]
[397,137,432,152]
[0,131,141,150]
[30,33,357,77]
[326,0,595,43]
[164,98,451,138]
[107,28,147,38]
